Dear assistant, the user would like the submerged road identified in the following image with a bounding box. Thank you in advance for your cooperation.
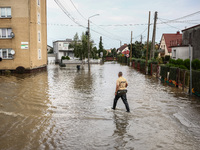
[0,62,200,150]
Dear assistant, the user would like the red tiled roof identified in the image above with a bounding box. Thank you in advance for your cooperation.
[118,44,128,51]
[162,32,182,53]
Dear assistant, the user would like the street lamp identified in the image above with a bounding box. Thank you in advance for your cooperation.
[87,14,100,71]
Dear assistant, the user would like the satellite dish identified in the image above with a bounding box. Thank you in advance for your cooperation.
[11,50,15,55]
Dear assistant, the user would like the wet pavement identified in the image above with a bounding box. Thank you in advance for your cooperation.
[0,62,200,150]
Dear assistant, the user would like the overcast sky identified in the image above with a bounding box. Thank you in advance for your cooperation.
[47,0,200,49]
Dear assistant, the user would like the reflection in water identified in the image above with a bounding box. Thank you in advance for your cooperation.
[0,63,200,150]
[112,112,131,150]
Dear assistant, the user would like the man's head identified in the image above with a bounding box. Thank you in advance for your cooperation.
[118,71,123,77]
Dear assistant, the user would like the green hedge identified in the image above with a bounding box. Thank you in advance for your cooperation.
[160,65,170,79]
[117,55,126,63]
[169,67,178,80]
[140,60,146,72]
[192,70,200,93]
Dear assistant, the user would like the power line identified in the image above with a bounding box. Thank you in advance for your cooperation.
[68,0,125,41]
[158,18,181,30]
[69,0,88,21]
[54,0,123,42]
[158,11,200,24]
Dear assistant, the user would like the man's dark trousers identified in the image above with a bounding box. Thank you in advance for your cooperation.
[113,93,130,112]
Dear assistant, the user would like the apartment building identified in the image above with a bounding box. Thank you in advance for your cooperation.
[0,0,47,72]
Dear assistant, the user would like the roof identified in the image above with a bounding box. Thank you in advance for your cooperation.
[47,45,53,48]
[162,32,182,53]
[118,44,128,51]
[182,24,200,32]
[53,39,73,43]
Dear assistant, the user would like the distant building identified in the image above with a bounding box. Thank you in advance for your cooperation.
[53,39,74,63]
[170,24,200,60]
[106,49,111,55]
[158,31,182,57]
[0,0,47,71]
[117,44,129,55]
[182,24,200,59]
[47,45,53,53]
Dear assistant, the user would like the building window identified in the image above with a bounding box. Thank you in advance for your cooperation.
[37,0,40,6]
[0,28,12,38]
[37,13,40,24]
[38,31,41,42]
[38,49,42,60]
[63,43,68,48]
[0,48,12,59]
[173,49,176,59]
[0,7,11,18]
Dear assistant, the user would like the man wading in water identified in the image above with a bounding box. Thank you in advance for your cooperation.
[112,72,130,112]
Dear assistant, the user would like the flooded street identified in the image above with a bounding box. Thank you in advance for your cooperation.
[0,62,200,150]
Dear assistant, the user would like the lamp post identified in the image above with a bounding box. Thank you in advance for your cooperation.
[87,14,99,71]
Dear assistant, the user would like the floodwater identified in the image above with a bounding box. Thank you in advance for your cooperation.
[0,62,200,150]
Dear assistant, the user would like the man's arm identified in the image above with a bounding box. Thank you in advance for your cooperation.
[126,82,128,87]
[115,81,119,95]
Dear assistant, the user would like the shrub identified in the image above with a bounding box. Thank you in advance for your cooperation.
[61,56,66,60]
[65,56,70,60]
[184,59,190,70]
[192,59,200,70]
[165,55,170,61]
[176,58,184,66]
[169,59,176,65]
[150,58,158,64]
[161,57,165,62]
[179,65,188,70]
[157,57,163,64]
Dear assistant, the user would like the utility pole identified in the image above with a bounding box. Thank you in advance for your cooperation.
[120,41,122,47]
[150,11,158,59]
[145,11,151,74]
[140,35,143,44]
[189,44,192,95]
[87,14,99,71]
[130,31,133,66]
[87,19,90,71]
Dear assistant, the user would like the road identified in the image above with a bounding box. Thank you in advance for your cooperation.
[0,62,200,150]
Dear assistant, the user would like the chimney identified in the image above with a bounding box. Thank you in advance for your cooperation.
[176,31,180,34]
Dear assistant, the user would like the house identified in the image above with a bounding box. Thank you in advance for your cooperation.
[171,46,191,60]
[117,44,129,55]
[53,39,74,63]
[0,0,47,71]
[47,45,53,53]
[170,24,200,60]
[105,49,111,56]
[158,31,182,57]
[182,24,200,59]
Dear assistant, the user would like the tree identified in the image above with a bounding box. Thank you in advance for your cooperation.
[142,41,152,59]
[128,41,143,58]
[48,48,54,54]
[111,48,117,57]
[98,36,104,57]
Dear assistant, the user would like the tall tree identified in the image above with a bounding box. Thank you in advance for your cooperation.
[98,36,104,57]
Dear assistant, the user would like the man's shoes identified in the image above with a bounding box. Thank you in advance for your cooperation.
[111,107,115,110]
[126,111,130,113]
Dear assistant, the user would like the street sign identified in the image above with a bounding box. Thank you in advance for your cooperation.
[126,54,129,57]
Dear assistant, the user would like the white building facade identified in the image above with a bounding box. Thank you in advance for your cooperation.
[171,46,191,60]
[53,39,74,63]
